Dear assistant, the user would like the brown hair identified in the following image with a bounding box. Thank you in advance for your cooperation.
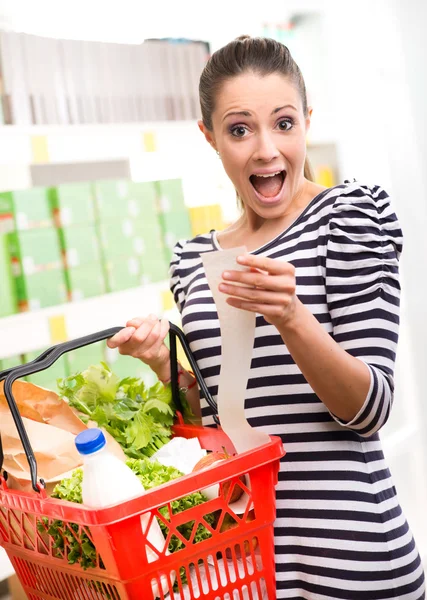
[199,35,314,182]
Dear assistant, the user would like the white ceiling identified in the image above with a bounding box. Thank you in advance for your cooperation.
[0,0,326,47]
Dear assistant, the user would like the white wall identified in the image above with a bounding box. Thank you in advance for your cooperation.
[321,0,427,560]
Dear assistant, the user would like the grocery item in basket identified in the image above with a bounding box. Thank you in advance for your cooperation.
[59,363,193,459]
[151,436,207,473]
[75,428,172,596]
[41,455,215,595]
[0,411,82,487]
[193,450,244,503]
[0,379,125,493]
[0,379,86,434]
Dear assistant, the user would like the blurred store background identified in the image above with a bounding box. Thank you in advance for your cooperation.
[0,0,426,596]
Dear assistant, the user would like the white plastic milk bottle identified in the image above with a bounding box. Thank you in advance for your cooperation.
[75,428,172,597]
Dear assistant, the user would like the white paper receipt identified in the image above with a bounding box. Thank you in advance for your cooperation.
[202,247,270,453]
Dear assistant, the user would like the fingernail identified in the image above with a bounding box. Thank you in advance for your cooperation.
[223,271,231,279]
[237,255,245,263]
[219,283,227,291]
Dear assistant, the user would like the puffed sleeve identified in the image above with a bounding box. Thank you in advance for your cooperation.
[169,240,187,313]
[325,183,403,437]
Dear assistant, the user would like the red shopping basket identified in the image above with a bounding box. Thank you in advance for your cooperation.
[0,325,285,600]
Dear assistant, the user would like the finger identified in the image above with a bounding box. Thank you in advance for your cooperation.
[107,327,135,348]
[129,318,159,351]
[159,318,170,340]
[236,254,295,276]
[139,320,165,356]
[222,270,294,292]
[126,317,144,328]
[126,314,157,328]
[219,282,291,305]
[226,296,290,319]
[147,319,170,358]
[226,297,264,313]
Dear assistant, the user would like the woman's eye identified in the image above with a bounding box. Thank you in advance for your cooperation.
[277,119,293,131]
[230,125,248,138]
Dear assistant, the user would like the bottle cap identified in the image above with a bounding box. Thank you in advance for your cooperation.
[75,428,106,455]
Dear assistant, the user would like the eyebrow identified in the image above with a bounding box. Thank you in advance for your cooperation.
[222,104,298,122]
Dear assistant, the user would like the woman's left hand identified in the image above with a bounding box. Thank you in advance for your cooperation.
[219,254,298,328]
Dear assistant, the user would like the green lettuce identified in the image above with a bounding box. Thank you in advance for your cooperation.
[58,363,193,458]
[39,458,213,576]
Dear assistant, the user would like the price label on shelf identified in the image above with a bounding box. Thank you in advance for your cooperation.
[48,315,68,344]
[142,131,157,153]
[31,135,50,163]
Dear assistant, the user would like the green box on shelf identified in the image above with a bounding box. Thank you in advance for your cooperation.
[7,228,63,276]
[0,187,53,233]
[48,183,95,227]
[0,234,17,317]
[156,179,186,214]
[67,342,106,376]
[66,263,107,301]
[134,218,165,251]
[129,181,158,220]
[94,180,158,221]
[16,268,68,311]
[7,229,65,310]
[93,180,131,220]
[59,224,101,268]
[24,349,69,392]
[98,220,145,261]
[105,347,156,384]
[141,255,170,284]
[128,181,158,202]
[158,211,192,260]
[105,256,142,293]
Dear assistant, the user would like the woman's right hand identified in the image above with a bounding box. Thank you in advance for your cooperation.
[107,314,171,381]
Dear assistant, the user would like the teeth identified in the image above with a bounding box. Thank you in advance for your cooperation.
[253,171,282,178]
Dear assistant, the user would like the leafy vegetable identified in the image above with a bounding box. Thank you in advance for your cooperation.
[58,363,193,458]
[51,467,83,504]
[39,458,213,576]
[37,470,101,570]
[126,458,215,551]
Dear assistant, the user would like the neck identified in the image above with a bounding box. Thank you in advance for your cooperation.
[216,179,327,252]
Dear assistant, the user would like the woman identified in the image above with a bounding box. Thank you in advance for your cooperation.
[108,37,425,599]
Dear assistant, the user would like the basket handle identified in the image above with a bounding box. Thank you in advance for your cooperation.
[168,322,218,419]
[1,327,124,492]
[0,344,61,489]
[0,323,217,493]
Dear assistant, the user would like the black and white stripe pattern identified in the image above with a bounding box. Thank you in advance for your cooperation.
[170,182,425,599]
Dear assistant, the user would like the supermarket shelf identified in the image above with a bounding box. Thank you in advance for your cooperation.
[0,121,210,191]
[0,121,202,165]
[0,281,173,360]
[31,159,131,187]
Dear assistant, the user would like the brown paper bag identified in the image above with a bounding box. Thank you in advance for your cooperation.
[0,381,126,494]
[0,380,87,434]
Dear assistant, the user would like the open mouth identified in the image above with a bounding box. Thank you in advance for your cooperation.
[249,170,286,201]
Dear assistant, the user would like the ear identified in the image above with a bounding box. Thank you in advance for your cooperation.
[198,120,217,152]
[305,107,313,134]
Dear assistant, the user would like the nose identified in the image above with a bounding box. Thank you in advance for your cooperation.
[253,131,280,162]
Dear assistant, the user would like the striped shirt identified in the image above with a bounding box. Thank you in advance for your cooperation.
[170,182,425,599]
